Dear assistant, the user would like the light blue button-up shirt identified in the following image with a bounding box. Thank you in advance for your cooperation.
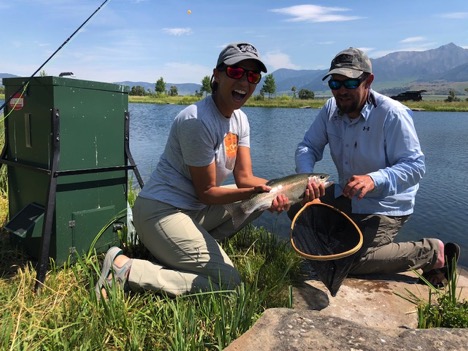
[295,90,425,216]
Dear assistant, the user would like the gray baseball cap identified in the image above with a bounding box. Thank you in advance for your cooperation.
[216,42,267,73]
[322,47,372,80]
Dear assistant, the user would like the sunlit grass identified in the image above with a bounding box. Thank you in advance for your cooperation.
[395,264,468,329]
[124,94,468,111]
[0,222,303,350]
[2,92,468,111]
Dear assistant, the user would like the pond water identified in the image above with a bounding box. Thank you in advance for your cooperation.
[129,103,468,268]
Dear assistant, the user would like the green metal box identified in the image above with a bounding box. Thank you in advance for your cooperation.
[2,76,130,264]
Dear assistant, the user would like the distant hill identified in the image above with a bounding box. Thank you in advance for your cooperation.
[264,42,468,95]
[0,73,18,80]
[373,43,468,81]
[266,68,327,93]
[432,61,468,82]
[2,43,468,96]
[0,73,19,85]
[115,81,201,96]
[0,75,201,97]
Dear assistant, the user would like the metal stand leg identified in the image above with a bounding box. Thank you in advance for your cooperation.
[124,111,144,189]
[35,108,60,292]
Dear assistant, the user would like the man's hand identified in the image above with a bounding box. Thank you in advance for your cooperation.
[301,178,326,204]
[343,175,375,199]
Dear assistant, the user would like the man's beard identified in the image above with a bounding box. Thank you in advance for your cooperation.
[336,98,360,115]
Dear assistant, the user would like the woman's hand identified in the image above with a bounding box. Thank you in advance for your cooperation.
[269,194,291,213]
[252,184,290,213]
[252,184,271,194]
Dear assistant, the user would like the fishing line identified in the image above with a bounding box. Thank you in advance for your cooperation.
[0,0,111,113]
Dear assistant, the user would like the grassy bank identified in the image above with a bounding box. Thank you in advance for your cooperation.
[2,93,468,111]
[0,224,304,350]
[128,94,468,112]
[1,213,466,350]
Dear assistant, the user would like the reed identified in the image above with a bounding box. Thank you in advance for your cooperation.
[395,264,468,328]
[0,222,303,350]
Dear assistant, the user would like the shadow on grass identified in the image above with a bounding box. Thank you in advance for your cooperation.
[0,228,33,279]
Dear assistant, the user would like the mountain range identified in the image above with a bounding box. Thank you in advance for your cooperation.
[266,43,468,96]
[2,43,468,96]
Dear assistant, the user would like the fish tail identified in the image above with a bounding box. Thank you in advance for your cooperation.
[223,202,252,229]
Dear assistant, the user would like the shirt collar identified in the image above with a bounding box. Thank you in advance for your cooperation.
[360,90,377,121]
[332,90,377,122]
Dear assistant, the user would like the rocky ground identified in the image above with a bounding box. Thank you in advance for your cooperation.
[226,267,468,350]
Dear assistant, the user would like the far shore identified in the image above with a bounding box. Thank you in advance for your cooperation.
[2,93,468,112]
[128,95,468,112]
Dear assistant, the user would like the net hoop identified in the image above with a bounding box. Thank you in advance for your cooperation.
[290,201,363,261]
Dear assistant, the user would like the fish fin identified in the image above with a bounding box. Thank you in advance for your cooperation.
[223,202,252,229]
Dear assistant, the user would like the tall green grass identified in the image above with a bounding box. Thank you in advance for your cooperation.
[125,95,468,112]
[395,263,468,328]
[0,224,303,350]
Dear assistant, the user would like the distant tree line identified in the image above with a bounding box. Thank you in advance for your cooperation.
[445,88,468,102]
[127,73,316,100]
[128,77,179,97]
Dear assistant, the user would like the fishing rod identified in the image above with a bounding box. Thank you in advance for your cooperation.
[0,0,112,293]
[0,0,111,112]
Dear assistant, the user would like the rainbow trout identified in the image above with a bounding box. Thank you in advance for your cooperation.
[224,173,332,229]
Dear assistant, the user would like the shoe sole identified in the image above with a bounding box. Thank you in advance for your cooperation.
[95,247,123,300]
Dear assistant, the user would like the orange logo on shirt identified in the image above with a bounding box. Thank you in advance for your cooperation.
[224,132,238,170]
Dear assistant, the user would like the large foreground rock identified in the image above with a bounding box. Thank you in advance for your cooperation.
[226,268,468,351]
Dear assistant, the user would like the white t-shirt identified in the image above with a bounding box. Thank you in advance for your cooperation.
[139,96,250,210]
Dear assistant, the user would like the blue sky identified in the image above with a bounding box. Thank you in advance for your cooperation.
[1,0,468,84]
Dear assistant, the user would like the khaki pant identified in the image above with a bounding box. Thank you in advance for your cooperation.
[129,196,262,297]
[289,185,441,275]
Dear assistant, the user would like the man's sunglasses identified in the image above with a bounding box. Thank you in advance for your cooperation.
[225,66,262,84]
[328,76,366,90]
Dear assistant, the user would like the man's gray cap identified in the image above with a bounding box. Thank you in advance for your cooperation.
[322,47,372,80]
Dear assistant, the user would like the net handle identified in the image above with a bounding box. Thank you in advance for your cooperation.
[290,201,363,261]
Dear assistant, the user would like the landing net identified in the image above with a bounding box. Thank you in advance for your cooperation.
[290,202,363,296]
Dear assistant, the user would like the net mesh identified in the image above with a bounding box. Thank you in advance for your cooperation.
[290,202,363,296]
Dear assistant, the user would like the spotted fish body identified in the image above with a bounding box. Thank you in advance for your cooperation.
[224,173,332,229]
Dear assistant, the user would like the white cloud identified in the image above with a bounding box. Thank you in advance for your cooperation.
[370,50,395,59]
[357,47,374,55]
[400,37,426,44]
[270,5,363,22]
[372,40,439,59]
[162,28,193,36]
[400,44,437,52]
[439,12,468,19]
[393,37,438,53]
[263,51,299,71]
[317,41,335,46]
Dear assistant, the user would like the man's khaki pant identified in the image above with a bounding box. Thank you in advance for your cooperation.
[289,185,441,275]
